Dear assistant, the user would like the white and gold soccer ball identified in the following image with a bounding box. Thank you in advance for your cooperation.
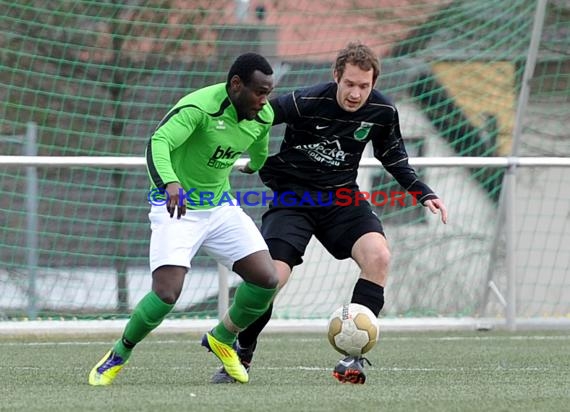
[327,303,379,356]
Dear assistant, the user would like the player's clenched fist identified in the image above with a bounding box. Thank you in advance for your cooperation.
[165,182,186,219]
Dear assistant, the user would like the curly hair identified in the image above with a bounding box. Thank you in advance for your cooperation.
[334,42,380,83]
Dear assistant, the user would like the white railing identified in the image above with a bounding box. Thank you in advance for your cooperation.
[1,155,570,168]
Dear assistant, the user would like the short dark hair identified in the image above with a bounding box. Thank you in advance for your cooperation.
[227,53,274,87]
[334,42,380,84]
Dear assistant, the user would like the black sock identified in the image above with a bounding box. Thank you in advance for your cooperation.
[351,278,384,316]
[237,303,273,350]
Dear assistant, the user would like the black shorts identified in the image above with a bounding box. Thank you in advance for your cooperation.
[261,201,385,268]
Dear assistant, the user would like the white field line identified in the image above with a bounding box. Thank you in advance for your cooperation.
[0,365,558,372]
[0,334,569,347]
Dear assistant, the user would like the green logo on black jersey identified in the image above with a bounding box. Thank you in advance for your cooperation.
[354,122,373,141]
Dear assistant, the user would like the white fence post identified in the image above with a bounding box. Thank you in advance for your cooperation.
[504,162,517,331]
[25,122,39,320]
[217,263,230,319]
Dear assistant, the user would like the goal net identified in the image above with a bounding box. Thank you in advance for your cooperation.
[1,0,568,328]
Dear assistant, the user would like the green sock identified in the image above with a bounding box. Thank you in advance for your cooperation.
[212,282,277,345]
[112,291,174,360]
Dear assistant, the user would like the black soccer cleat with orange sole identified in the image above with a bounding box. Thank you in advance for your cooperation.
[332,356,371,384]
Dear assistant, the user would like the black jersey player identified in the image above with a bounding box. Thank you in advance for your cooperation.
[213,42,448,385]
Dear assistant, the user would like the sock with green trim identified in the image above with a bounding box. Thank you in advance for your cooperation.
[211,282,277,345]
[112,291,174,360]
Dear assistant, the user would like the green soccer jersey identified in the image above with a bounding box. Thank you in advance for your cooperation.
[146,83,274,210]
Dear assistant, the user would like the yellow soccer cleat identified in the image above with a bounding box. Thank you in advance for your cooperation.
[201,332,249,383]
[88,350,127,386]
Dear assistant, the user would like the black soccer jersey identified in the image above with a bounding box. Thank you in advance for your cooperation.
[259,82,437,204]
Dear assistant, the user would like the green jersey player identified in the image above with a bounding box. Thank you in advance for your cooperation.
[89,52,278,386]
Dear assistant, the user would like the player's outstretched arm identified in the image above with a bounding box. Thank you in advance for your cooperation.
[424,198,448,224]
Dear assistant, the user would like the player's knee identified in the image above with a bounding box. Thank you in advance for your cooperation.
[275,260,292,288]
[240,260,279,289]
[375,245,391,268]
[151,266,185,304]
[358,244,390,273]
[258,268,279,289]
[153,287,181,305]
[234,250,279,289]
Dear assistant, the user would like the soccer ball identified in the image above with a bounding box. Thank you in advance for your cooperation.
[327,303,379,356]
